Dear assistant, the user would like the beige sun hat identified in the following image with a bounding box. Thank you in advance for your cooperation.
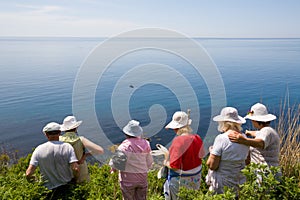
[165,111,192,129]
[123,120,143,137]
[43,122,61,133]
[244,103,276,122]
[60,116,82,131]
[213,107,246,124]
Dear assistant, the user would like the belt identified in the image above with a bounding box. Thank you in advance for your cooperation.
[168,166,202,180]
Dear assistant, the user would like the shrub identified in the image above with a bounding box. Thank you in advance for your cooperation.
[1,154,300,199]
[0,153,49,200]
[177,163,300,200]
[277,103,300,178]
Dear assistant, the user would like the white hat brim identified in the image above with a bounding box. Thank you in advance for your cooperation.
[244,114,276,122]
[122,127,143,137]
[165,119,192,129]
[213,115,246,124]
[60,121,82,131]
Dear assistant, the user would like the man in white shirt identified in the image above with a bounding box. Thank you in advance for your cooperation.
[26,122,79,198]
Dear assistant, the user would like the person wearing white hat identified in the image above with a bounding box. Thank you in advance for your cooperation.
[205,107,249,196]
[26,122,79,199]
[163,110,205,200]
[59,116,104,183]
[228,103,280,167]
[110,120,153,200]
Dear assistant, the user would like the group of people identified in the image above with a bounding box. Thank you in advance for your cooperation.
[25,102,280,200]
[163,102,280,200]
[25,116,104,199]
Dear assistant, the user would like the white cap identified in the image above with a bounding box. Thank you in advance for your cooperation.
[43,122,61,133]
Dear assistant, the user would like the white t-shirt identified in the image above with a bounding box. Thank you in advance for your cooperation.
[212,132,249,161]
[206,132,249,194]
[250,127,280,166]
[30,141,78,189]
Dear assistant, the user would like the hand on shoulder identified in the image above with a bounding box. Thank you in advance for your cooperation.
[228,131,246,143]
[245,130,257,137]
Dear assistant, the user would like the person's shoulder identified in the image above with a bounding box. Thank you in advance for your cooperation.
[118,139,131,149]
[120,138,131,145]
[172,135,190,145]
[142,138,151,148]
[34,142,47,150]
[260,127,277,134]
[61,141,74,148]
[39,141,54,147]
[214,133,225,140]
[192,134,203,142]
[192,133,202,139]
[34,141,55,152]
[261,126,276,131]
[172,135,183,142]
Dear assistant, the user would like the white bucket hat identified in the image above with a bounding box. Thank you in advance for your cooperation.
[244,103,276,122]
[60,116,82,131]
[213,107,246,124]
[123,120,143,137]
[165,111,192,129]
[43,122,61,133]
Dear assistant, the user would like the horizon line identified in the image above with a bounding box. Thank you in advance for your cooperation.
[1,36,300,40]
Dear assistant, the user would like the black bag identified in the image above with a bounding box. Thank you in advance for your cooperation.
[157,166,169,179]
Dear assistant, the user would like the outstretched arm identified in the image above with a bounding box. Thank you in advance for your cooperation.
[228,133,264,149]
[81,137,104,155]
[245,130,257,137]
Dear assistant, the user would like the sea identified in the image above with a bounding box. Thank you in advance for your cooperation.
[0,37,299,161]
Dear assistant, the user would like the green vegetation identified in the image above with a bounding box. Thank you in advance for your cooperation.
[0,104,299,199]
[1,153,299,199]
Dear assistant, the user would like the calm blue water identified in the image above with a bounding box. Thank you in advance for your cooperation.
[0,37,299,157]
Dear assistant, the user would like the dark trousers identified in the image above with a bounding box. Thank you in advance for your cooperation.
[47,181,75,200]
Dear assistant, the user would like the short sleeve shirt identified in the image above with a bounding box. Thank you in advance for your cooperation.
[169,134,203,170]
[211,132,249,161]
[250,127,280,166]
[117,137,153,184]
[30,141,78,189]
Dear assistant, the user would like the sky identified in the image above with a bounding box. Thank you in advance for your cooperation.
[1,0,300,38]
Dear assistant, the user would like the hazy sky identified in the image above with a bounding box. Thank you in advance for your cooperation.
[1,0,300,38]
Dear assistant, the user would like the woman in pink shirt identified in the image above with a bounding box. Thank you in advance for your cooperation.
[110,120,153,200]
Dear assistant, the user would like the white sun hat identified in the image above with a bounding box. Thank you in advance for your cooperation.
[244,103,277,122]
[43,122,61,133]
[122,120,143,137]
[165,111,192,129]
[213,107,246,124]
[60,116,82,131]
